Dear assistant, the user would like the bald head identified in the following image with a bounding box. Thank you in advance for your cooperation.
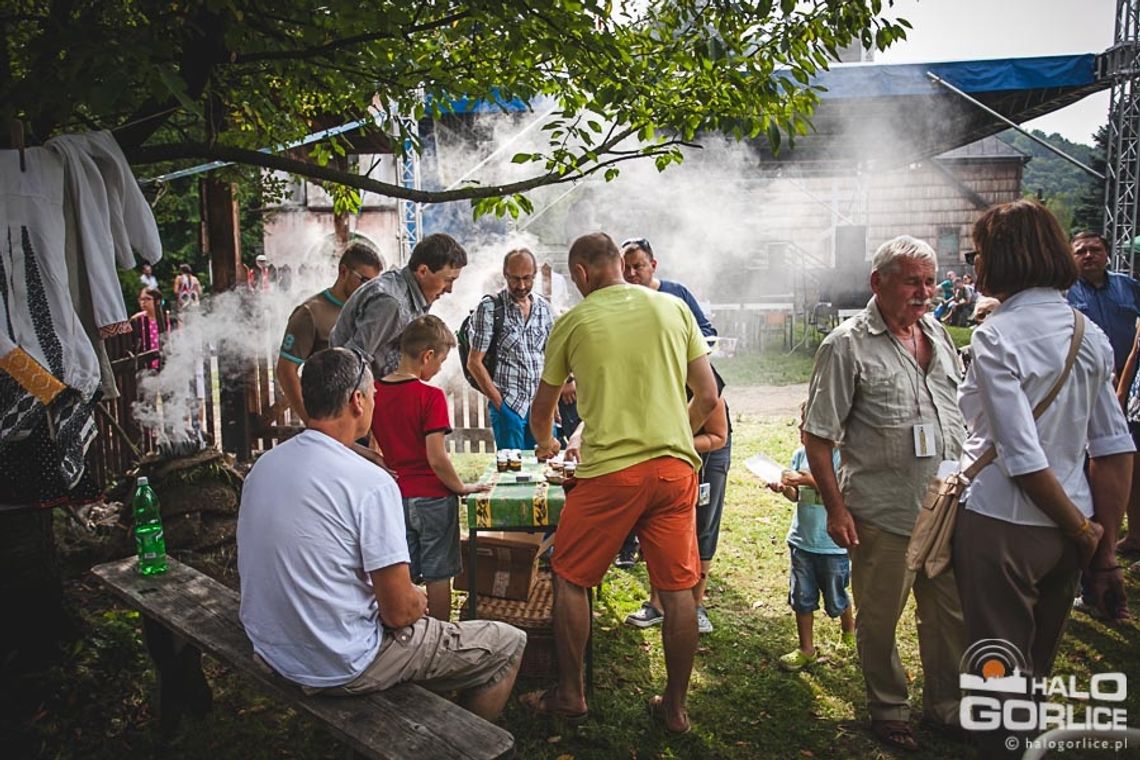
[568,232,620,269]
[567,232,623,297]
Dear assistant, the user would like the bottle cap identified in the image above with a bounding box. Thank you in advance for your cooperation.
[137,476,149,486]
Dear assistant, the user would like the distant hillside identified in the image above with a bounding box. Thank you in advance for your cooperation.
[997,127,1104,232]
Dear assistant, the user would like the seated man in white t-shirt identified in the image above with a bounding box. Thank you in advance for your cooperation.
[237,347,526,719]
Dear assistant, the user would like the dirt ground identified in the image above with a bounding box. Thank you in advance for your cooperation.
[723,383,808,418]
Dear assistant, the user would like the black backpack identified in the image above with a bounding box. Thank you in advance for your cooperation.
[457,292,507,392]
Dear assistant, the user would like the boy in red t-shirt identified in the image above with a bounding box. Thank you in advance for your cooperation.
[372,315,490,621]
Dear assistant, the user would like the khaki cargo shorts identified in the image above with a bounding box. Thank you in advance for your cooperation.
[321,617,526,696]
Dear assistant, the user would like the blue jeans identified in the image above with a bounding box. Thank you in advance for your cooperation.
[788,545,851,617]
[488,402,537,450]
[402,495,461,583]
[696,438,731,561]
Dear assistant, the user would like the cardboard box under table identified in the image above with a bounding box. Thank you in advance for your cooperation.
[454,531,544,601]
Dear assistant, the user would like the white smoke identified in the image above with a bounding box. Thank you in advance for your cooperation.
[131,251,334,446]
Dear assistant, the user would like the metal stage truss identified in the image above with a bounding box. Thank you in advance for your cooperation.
[1104,0,1140,276]
[397,117,423,264]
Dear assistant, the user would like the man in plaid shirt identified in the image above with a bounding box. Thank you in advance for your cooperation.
[466,248,555,449]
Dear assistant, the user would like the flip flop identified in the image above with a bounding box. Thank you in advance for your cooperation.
[519,688,588,725]
[871,719,919,752]
[647,695,692,735]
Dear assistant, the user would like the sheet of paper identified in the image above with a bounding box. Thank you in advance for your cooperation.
[744,453,786,485]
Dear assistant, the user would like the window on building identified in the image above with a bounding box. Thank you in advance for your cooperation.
[937,227,960,265]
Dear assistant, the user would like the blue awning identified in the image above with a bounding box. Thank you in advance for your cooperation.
[752,52,1108,168]
[813,54,1098,99]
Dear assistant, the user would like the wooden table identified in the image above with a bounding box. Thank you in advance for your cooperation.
[464,459,592,690]
[465,458,565,623]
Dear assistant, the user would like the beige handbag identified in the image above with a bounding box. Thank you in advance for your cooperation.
[906,310,1085,577]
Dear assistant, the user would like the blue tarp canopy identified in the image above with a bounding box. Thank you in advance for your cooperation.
[752,53,1106,168]
[814,54,1097,99]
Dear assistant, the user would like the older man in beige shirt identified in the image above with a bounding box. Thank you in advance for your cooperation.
[803,235,966,753]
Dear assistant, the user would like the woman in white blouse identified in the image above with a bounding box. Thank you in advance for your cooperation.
[954,200,1133,700]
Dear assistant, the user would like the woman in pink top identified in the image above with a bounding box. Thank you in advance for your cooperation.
[131,288,166,371]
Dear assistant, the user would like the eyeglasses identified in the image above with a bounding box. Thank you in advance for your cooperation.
[621,237,653,256]
[964,251,978,266]
[350,269,373,284]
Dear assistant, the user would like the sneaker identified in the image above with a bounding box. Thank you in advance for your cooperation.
[614,549,637,569]
[778,648,819,672]
[696,605,714,634]
[625,602,664,628]
[841,631,856,649]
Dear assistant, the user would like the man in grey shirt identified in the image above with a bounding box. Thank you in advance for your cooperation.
[803,235,966,753]
[331,233,467,378]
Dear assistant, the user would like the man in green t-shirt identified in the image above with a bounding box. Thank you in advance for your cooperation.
[519,232,718,734]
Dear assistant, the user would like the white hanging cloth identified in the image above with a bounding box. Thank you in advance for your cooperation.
[0,147,101,446]
[53,131,162,266]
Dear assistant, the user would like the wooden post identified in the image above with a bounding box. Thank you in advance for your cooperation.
[201,177,253,461]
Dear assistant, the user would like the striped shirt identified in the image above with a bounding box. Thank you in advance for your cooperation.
[470,291,554,415]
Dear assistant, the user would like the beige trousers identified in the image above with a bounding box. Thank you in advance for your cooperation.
[849,521,966,725]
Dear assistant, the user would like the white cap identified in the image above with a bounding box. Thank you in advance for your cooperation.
[255,254,267,263]
[137,476,149,486]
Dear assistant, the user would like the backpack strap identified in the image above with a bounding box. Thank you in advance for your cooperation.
[962,309,1085,479]
[490,291,507,350]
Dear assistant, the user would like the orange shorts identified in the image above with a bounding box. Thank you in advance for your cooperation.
[551,456,699,591]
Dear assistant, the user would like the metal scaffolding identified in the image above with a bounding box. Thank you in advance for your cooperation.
[396,95,423,264]
[1104,0,1140,275]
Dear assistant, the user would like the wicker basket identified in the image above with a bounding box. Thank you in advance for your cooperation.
[463,570,555,678]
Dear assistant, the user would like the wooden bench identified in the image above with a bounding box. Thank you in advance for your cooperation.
[91,557,514,760]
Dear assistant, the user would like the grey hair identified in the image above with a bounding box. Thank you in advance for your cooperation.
[871,235,938,276]
[301,347,374,420]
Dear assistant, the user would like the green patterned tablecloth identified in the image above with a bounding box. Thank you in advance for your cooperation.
[466,458,566,529]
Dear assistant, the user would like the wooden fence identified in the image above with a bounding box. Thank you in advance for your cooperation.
[88,316,223,486]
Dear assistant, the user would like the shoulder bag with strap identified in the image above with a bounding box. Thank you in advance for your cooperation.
[906,309,1086,577]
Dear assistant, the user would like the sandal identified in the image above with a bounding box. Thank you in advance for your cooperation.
[519,688,588,725]
[871,719,919,752]
[647,695,691,735]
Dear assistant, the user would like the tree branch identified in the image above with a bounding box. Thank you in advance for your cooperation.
[233,11,471,64]
[125,128,650,204]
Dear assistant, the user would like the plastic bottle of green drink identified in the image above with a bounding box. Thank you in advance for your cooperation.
[133,476,167,576]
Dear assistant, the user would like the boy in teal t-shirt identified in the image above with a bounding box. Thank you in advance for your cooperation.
[768,411,854,671]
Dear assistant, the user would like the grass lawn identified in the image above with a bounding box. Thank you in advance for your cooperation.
[715,349,818,387]
[10,415,1139,759]
[944,325,973,350]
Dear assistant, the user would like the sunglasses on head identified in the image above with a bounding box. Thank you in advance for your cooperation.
[350,349,368,393]
[621,237,653,255]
